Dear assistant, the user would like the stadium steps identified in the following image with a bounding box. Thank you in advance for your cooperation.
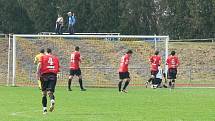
[39,38,115,86]
[15,38,42,86]
[6,37,215,86]
[47,38,156,85]
[0,38,8,85]
[169,42,215,82]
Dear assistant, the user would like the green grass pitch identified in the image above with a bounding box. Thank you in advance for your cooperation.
[0,86,215,121]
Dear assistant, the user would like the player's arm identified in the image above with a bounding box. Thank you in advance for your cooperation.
[36,55,43,79]
[125,57,129,65]
[176,57,180,68]
[36,62,41,80]
[79,55,82,63]
[125,60,129,65]
[77,52,82,63]
[166,57,169,65]
[34,55,38,64]
[57,58,60,72]
[158,57,162,66]
[149,56,152,64]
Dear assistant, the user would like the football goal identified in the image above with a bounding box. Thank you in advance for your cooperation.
[7,34,169,87]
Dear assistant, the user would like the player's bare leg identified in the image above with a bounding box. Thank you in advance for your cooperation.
[48,91,55,112]
[38,80,42,90]
[145,75,154,88]
[118,80,123,92]
[68,76,73,91]
[42,91,47,114]
[163,79,168,88]
[162,73,168,88]
[78,75,86,91]
[168,79,172,88]
[122,78,130,93]
[171,79,175,89]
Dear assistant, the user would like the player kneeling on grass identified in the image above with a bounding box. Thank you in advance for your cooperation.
[166,51,180,89]
[118,50,133,93]
[151,66,168,89]
[162,73,168,88]
[37,48,60,114]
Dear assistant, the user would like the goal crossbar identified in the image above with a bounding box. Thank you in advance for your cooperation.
[13,34,169,39]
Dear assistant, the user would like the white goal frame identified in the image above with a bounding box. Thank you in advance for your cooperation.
[8,34,169,86]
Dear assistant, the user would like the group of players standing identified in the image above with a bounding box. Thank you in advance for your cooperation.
[118,49,180,92]
[34,47,179,114]
[144,50,180,89]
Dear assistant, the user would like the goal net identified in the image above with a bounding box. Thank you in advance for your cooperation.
[0,34,9,85]
[8,34,169,87]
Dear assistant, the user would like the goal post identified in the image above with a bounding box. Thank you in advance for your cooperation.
[9,34,169,87]
[7,34,11,86]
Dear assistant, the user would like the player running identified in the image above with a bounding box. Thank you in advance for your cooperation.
[145,50,161,88]
[166,51,180,89]
[118,50,133,93]
[34,49,45,90]
[36,48,60,114]
[68,46,86,91]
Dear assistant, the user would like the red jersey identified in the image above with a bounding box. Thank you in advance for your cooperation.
[166,55,179,69]
[70,51,81,70]
[149,55,161,71]
[118,54,131,72]
[39,54,60,75]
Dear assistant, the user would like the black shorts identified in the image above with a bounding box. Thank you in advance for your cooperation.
[119,72,130,80]
[70,68,81,76]
[153,78,162,85]
[41,73,57,92]
[168,68,177,79]
[151,70,158,77]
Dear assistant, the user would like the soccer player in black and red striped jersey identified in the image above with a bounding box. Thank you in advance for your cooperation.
[37,48,60,114]
[118,50,133,93]
[166,51,180,89]
[68,46,86,91]
[145,50,161,88]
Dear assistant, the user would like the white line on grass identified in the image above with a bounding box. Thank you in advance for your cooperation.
[10,110,41,118]
[176,87,215,89]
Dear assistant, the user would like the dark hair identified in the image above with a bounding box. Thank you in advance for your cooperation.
[40,49,45,53]
[75,46,79,51]
[171,51,176,56]
[126,50,133,54]
[155,50,159,55]
[47,48,52,53]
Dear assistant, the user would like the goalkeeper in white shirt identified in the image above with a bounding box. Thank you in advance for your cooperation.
[152,66,167,89]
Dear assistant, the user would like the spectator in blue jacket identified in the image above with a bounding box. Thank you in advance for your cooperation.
[67,12,76,34]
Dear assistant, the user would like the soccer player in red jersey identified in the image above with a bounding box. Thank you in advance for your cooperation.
[118,50,133,93]
[145,50,161,88]
[166,51,180,89]
[68,46,86,91]
[36,48,60,114]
